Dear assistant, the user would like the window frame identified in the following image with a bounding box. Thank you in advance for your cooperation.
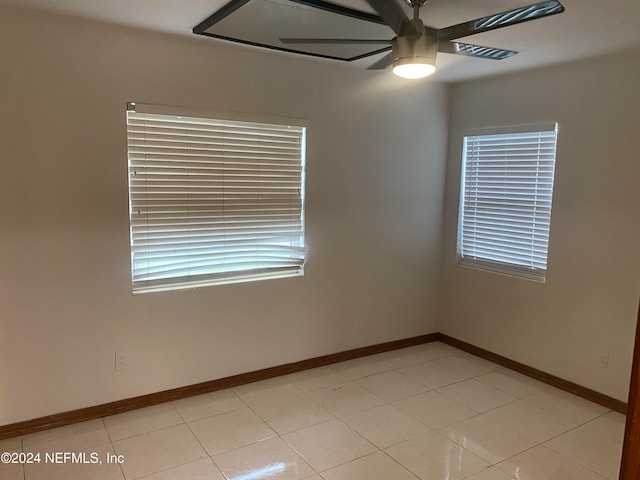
[456,122,559,282]
[126,102,308,294]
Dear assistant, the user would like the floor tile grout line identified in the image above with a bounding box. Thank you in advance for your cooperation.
[139,457,217,480]
[314,447,383,475]
[319,449,408,476]
[325,382,497,476]
[300,353,475,406]
[306,383,388,418]
[182,416,216,466]
[377,449,421,480]
[166,398,191,425]
[99,417,127,480]
[437,410,551,465]
[277,430,327,476]
[204,430,301,466]
[495,443,610,480]
[171,403,191,425]
[107,393,253,444]
[540,441,613,480]
[327,343,459,379]
[195,394,326,478]
[244,371,391,427]
[182,406,290,479]
[268,434,317,477]
[276,386,441,476]
[178,390,251,424]
[434,380,521,414]
[107,389,278,480]
[186,379,346,468]
[105,419,189,445]
[471,401,620,473]
[541,422,622,478]
[428,365,611,428]
[231,383,306,439]
[101,417,115,444]
[440,400,621,476]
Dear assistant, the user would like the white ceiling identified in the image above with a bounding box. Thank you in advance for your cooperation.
[2,0,640,82]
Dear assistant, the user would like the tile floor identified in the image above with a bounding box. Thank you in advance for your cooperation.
[0,342,626,480]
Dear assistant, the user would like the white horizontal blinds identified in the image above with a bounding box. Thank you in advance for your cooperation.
[459,126,558,281]
[127,110,305,292]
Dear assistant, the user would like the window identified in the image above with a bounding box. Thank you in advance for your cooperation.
[126,103,306,293]
[457,123,558,282]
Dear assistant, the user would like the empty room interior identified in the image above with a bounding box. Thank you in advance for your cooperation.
[1,0,639,479]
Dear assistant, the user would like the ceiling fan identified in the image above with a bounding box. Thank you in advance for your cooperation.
[280,0,565,79]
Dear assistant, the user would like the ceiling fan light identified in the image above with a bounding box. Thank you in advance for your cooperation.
[392,59,436,79]
[391,26,437,80]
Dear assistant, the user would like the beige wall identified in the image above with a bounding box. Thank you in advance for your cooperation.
[0,7,448,425]
[442,51,640,401]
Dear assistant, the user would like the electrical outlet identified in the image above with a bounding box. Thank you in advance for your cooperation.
[115,352,129,371]
[600,350,610,368]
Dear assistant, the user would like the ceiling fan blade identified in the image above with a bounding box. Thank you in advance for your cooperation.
[280,38,393,45]
[439,41,517,60]
[438,0,564,42]
[364,0,417,36]
[367,51,394,70]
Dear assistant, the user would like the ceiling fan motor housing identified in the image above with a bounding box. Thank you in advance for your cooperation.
[392,20,437,68]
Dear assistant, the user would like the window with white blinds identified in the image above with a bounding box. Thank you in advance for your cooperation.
[457,124,558,282]
[126,103,306,293]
